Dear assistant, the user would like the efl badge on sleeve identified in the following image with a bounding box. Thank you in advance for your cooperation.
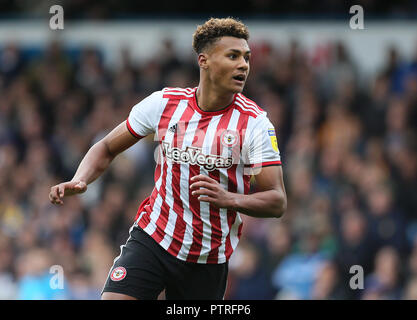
[268,128,279,152]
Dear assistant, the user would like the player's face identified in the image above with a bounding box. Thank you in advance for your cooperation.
[205,36,251,94]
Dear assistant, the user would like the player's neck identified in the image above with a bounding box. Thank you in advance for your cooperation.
[196,84,235,112]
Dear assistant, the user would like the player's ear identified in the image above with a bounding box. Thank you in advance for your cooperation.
[198,53,209,70]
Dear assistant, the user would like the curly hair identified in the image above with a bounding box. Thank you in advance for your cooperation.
[192,17,249,54]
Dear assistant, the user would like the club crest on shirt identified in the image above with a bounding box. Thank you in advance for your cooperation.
[268,128,279,152]
[110,267,127,281]
[221,130,239,147]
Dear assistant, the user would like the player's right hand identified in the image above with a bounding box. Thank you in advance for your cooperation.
[49,181,87,205]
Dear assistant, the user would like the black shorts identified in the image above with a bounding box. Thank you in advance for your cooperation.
[102,224,228,300]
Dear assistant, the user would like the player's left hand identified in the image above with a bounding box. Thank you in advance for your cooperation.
[190,174,235,209]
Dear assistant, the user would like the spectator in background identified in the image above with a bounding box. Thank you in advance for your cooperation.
[404,240,417,285]
[362,246,403,300]
[403,277,417,300]
[0,42,23,85]
[365,184,408,256]
[0,232,17,299]
[227,240,276,300]
[272,230,329,299]
[67,269,100,300]
[362,73,390,139]
[391,44,417,94]
[263,220,292,277]
[311,261,347,300]
[16,248,69,300]
[333,208,374,299]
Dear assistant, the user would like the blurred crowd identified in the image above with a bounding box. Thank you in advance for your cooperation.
[0,34,417,300]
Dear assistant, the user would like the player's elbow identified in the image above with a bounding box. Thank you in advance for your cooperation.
[272,191,287,218]
[98,138,117,160]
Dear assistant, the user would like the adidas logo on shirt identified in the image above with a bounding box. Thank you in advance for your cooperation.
[169,123,178,133]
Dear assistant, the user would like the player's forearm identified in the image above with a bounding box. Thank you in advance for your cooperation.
[71,140,115,185]
[229,190,287,218]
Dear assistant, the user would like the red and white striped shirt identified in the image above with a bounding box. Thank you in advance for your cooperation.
[126,87,281,264]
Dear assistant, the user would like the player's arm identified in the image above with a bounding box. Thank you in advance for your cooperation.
[49,121,139,205]
[190,165,287,218]
[234,165,286,218]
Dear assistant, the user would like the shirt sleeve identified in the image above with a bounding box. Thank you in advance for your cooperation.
[243,114,282,175]
[126,90,163,139]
